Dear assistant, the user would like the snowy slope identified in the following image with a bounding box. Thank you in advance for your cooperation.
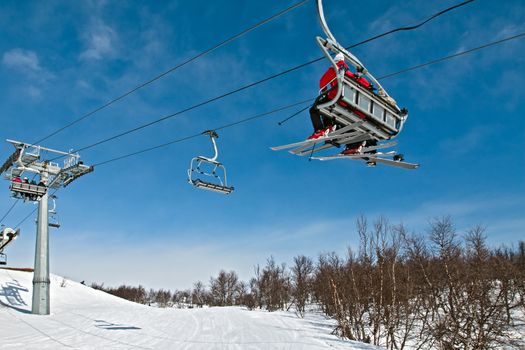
[0,269,381,350]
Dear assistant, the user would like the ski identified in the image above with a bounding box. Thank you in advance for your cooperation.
[313,151,395,161]
[339,152,419,170]
[360,140,398,153]
[302,139,398,158]
[293,131,367,156]
[270,121,363,151]
[368,156,419,170]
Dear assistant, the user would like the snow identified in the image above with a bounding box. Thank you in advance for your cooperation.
[0,269,381,350]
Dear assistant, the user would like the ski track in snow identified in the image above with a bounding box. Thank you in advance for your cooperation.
[0,269,381,350]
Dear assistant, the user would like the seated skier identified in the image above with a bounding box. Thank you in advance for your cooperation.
[308,52,373,140]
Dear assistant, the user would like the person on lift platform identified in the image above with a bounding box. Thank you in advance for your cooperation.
[308,53,373,141]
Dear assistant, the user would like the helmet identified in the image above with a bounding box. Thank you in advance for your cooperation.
[334,53,345,62]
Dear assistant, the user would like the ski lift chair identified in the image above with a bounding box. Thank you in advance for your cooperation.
[48,195,61,229]
[0,227,19,251]
[0,227,20,265]
[188,131,234,195]
[271,0,417,169]
[10,181,47,201]
[314,39,408,147]
[312,0,409,148]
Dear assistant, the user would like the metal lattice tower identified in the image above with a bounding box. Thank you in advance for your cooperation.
[1,139,93,315]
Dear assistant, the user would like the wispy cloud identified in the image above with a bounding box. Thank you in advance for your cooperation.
[2,48,53,99]
[387,194,525,238]
[79,20,118,61]
[439,125,495,156]
[2,48,42,72]
[22,85,42,100]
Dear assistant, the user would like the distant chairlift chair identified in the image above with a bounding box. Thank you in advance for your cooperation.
[188,131,234,195]
[10,181,47,201]
[0,227,20,265]
[48,195,60,229]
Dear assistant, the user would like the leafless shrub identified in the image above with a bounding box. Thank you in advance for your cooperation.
[209,270,239,306]
[312,216,524,349]
[192,281,206,308]
[291,255,314,316]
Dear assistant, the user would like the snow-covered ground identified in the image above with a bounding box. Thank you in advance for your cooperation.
[0,268,381,350]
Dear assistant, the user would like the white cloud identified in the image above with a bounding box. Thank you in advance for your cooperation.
[79,20,118,61]
[439,125,494,156]
[23,85,42,100]
[2,48,42,72]
[2,48,53,99]
[389,195,525,237]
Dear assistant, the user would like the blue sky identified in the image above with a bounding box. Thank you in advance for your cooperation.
[0,0,524,290]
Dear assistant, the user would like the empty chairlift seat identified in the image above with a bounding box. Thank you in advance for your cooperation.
[188,131,234,195]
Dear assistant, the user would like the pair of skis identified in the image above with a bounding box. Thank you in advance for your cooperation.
[313,149,419,170]
[271,124,419,169]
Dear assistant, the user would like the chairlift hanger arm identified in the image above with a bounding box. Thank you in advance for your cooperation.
[316,0,392,99]
[316,0,336,45]
[316,0,365,68]
[199,130,219,163]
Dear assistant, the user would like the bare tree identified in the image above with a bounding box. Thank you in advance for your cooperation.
[192,281,206,308]
[209,270,239,306]
[259,256,290,311]
[209,270,229,306]
[155,289,172,308]
[291,255,314,316]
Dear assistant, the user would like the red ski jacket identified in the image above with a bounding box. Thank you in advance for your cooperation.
[319,61,372,98]
[318,61,370,119]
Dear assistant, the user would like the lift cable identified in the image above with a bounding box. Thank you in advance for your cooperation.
[91,30,525,168]
[11,101,313,226]
[11,30,525,228]
[0,201,18,226]
[15,207,36,230]
[31,0,309,146]
[378,31,525,80]
[50,0,473,161]
[349,0,475,49]
[10,0,525,226]
[92,99,313,167]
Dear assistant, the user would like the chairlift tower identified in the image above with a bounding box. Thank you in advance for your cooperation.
[0,139,93,315]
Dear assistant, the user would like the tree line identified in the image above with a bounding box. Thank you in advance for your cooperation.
[92,216,525,350]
